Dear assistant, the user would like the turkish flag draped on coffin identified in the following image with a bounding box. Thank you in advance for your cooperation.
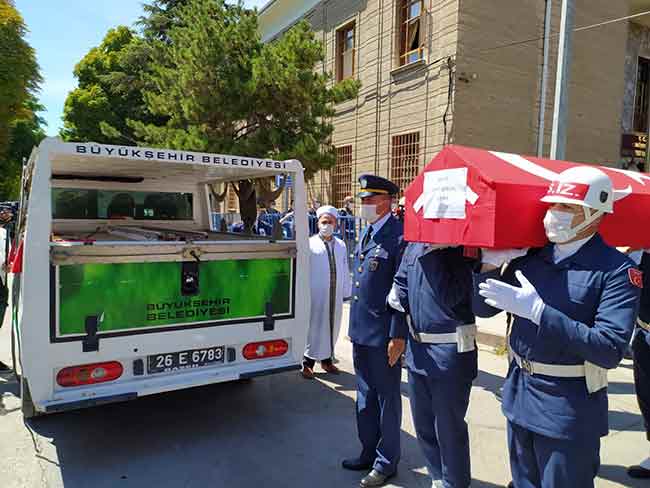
[404,145,650,249]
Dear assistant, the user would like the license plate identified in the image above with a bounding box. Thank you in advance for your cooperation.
[147,346,225,374]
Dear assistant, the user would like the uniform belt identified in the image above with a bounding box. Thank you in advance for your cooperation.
[408,322,477,344]
[637,317,650,333]
[511,350,586,377]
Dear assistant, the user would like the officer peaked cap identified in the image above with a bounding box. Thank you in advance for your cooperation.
[357,174,400,198]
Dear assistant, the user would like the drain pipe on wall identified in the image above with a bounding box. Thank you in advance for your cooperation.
[537,0,552,157]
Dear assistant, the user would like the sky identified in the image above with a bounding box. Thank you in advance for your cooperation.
[16,0,269,136]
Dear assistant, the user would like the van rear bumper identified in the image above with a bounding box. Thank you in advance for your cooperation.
[45,392,138,413]
[39,360,300,414]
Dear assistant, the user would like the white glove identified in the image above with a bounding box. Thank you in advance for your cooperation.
[481,248,529,267]
[478,270,545,325]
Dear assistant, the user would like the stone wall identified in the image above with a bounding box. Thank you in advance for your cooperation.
[622,22,650,133]
[261,0,634,204]
[304,0,461,203]
[455,0,629,166]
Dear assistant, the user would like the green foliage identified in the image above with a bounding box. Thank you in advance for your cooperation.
[131,0,359,178]
[0,96,46,200]
[0,0,41,157]
[63,0,359,178]
[139,0,190,41]
[61,26,157,144]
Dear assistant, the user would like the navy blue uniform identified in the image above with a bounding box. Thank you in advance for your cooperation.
[392,244,476,487]
[634,252,650,441]
[473,234,640,487]
[348,214,406,476]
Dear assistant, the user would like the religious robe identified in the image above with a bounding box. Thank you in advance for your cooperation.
[305,234,352,361]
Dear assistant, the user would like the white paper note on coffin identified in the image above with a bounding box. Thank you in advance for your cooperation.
[413,167,477,219]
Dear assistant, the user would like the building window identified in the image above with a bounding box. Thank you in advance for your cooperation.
[336,22,356,81]
[390,132,420,192]
[398,0,425,66]
[332,145,353,208]
[634,57,650,133]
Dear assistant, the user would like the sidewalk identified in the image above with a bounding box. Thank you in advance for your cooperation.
[339,304,647,487]
[0,306,645,487]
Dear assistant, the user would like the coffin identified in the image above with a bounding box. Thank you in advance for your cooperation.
[404,145,650,249]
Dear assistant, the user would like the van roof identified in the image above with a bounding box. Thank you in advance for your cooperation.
[41,139,303,183]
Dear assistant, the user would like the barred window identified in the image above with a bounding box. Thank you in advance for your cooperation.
[398,0,425,66]
[336,23,356,81]
[332,145,353,208]
[634,57,650,133]
[390,132,420,193]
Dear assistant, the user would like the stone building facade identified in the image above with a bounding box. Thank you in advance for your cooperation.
[259,0,649,207]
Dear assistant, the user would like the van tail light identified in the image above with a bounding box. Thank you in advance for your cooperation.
[57,361,123,387]
[242,340,289,360]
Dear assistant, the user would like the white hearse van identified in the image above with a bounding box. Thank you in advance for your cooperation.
[11,138,309,417]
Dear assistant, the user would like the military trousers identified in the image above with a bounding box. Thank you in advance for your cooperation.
[352,343,402,475]
[408,369,472,487]
[507,421,600,488]
[633,331,650,440]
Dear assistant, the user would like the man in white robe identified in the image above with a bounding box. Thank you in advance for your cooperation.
[303,205,352,379]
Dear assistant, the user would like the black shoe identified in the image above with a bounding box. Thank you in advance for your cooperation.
[628,465,650,478]
[0,361,11,372]
[342,458,373,471]
[360,469,394,487]
[507,482,514,488]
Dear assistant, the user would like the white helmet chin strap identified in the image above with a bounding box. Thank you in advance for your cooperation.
[570,207,603,237]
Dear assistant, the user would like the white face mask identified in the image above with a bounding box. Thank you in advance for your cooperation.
[360,204,379,223]
[543,209,576,243]
[319,223,334,238]
[543,207,602,244]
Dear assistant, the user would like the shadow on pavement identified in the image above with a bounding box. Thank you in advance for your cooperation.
[607,380,636,396]
[24,370,431,488]
[599,463,647,488]
[608,410,644,433]
[474,369,505,401]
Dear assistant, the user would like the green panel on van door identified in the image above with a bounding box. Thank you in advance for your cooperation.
[57,258,292,336]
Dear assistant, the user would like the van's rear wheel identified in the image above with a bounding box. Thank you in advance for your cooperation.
[20,377,39,419]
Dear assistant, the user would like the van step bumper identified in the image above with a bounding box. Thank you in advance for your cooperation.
[44,392,138,413]
[239,364,300,379]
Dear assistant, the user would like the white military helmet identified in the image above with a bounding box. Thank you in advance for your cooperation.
[540,166,614,213]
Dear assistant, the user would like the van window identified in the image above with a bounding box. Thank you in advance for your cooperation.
[52,189,193,220]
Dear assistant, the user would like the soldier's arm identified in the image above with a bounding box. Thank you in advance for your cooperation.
[389,236,408,339]
[443,248,476,307]
[389,243,410,313]
[472,268,507,318]
[534,263,640,369]
[471,251,522,318]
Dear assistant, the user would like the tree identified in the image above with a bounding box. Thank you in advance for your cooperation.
[0,0,41,157]
[61,26,157,144]
[130,0,360,180]
[0,95,46,200]
[140,0,190,41]
[61,0,191,144]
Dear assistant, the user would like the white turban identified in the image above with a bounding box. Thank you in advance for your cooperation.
[316,205,338,219]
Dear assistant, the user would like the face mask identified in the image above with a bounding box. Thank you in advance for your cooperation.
[360,204,379,223]
[543,209,576,243]
[543,207,602,244]
[319,223,334,238]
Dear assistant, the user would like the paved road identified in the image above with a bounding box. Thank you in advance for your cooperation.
[0,308,646,487]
